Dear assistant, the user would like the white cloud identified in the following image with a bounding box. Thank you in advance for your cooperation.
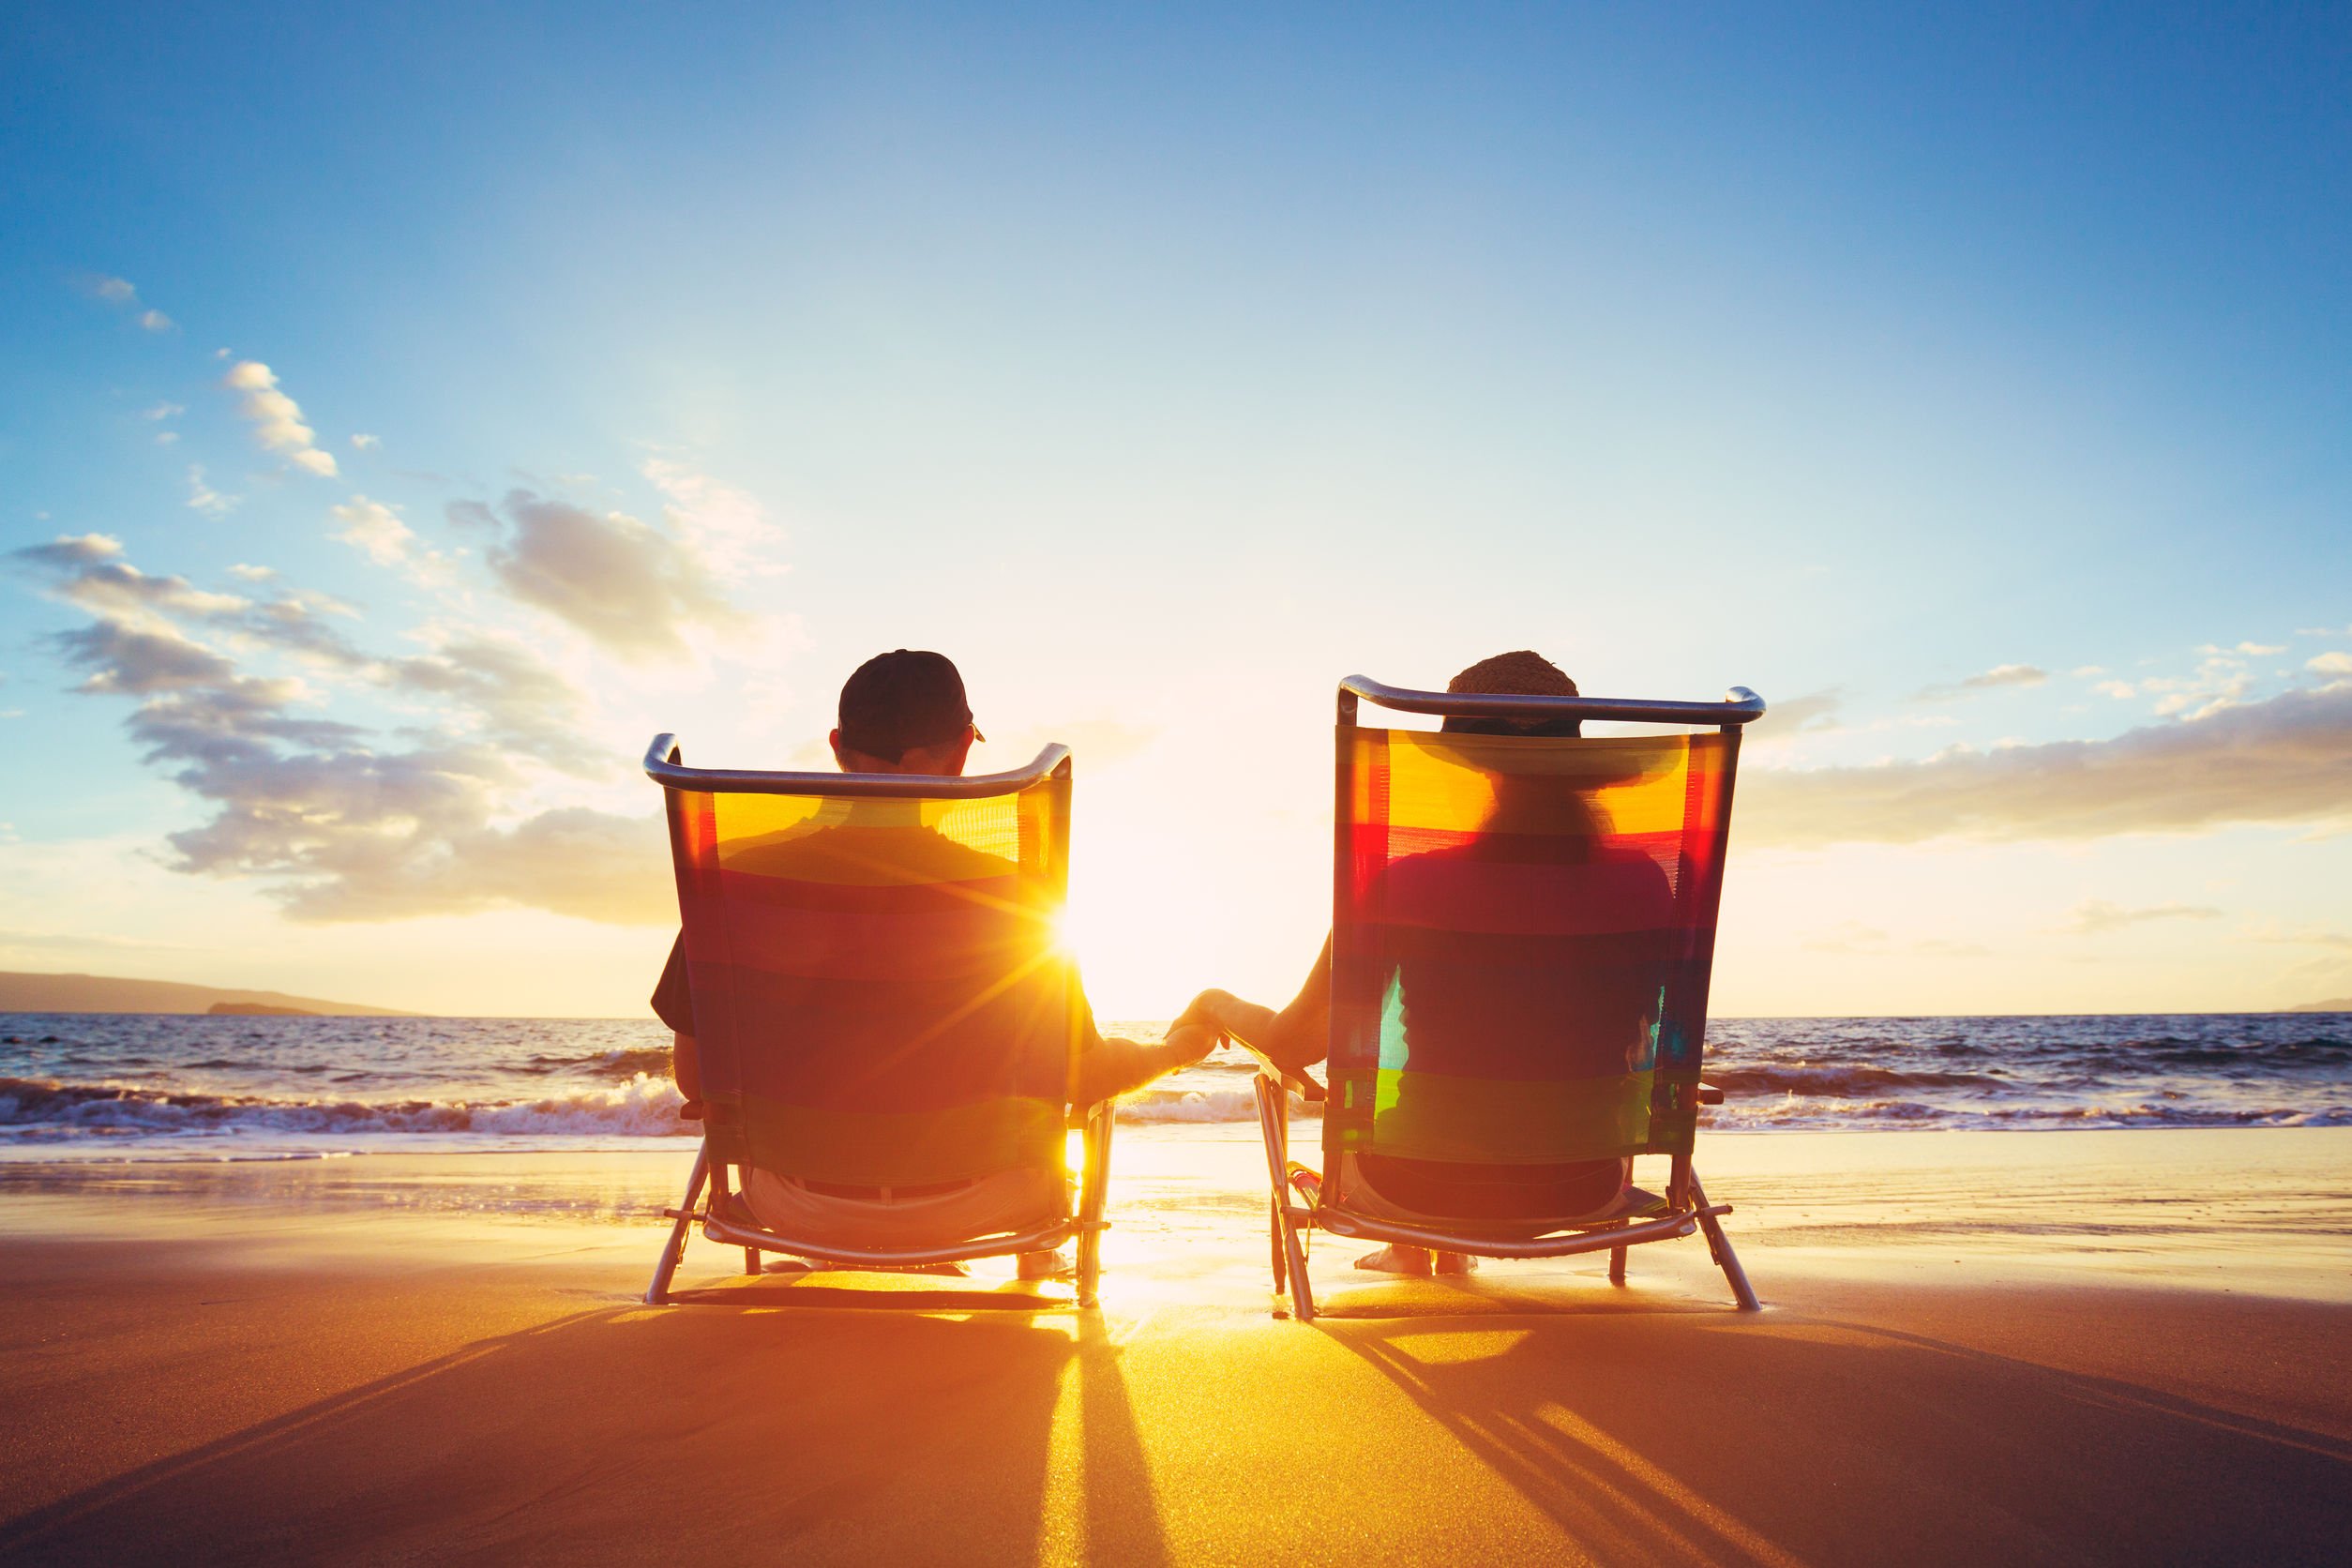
[185,464,238,519]
[2308,652,2352,678]
[483,489,746,661]
[641,458,785,578]
[351,433,380,450]
[141,402,185,421]
[79,276,173,332]
[2093,680,2137,700]
[8,536,656,925]
[1748,688,1844,738]
[2063,900,2224,935]
[226,563,277,582]
[2199,641,2285,657]
[19,534,124,566]
[1910,663,2048,702]
[330,495,451,584]
[221,360,339,477]
[330,495,414,564]
[1741,685,2352,848]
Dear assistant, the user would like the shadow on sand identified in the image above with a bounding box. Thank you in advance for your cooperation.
[0,1274,1168,1566]
[1313,1289,2352,1565]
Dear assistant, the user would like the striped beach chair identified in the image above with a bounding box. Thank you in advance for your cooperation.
[1248,676,1765,1320]
[641,736,1113,1306]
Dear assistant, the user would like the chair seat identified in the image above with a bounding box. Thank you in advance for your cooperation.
[1318,1183,1672,1242]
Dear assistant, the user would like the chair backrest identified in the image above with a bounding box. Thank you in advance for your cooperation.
[1321,678,1758,1187]
[648,737,1079,1189]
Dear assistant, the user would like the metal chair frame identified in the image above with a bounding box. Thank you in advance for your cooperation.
[1247,676,1767,1322]
[640,734,1114,1307]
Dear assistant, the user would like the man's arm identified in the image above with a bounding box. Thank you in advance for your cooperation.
[1178,934,1333,1074]
[1070,1020,1217,1107]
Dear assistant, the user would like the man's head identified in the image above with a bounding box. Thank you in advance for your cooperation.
[1441,650,1583,738]
[830,649,984,775]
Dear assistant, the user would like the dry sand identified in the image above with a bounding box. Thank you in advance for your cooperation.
[1,1127,2346,1565]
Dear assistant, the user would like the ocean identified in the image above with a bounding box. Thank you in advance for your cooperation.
[2,1012,2347,1161]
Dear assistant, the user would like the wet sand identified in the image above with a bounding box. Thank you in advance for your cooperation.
[1,1128,2347,1564]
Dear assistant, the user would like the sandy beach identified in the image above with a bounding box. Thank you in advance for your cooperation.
[1,1126,2346,1565]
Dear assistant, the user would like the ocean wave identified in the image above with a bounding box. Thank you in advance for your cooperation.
[521,1046,677,1080]
[1708,1093,2352,1131]
[0,1074,695,1141]
[1114,1086,1318,1124]
[1707,1065,2006,1096]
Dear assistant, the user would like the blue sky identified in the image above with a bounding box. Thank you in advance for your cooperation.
[4,3,2349,1016]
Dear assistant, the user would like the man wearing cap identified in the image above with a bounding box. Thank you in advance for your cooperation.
[650,649,1215,1275]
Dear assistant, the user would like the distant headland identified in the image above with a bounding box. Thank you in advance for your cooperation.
[0,971,415,1017]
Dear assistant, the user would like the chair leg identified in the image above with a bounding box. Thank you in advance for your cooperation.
[744,1246,762,1275]
[1251,1077,1306,1319]
[1270,1189,1289,1300]
[1608,1244,1627,1285]
[1278,1201,1316,1322]
[644,1144,710,1305]
[1689,1173,1760,1311]
[1076,1104,1112,1309]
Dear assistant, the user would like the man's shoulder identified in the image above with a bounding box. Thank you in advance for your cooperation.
[725,822,1019,884]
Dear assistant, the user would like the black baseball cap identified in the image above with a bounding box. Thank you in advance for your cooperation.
[837,649,981,762]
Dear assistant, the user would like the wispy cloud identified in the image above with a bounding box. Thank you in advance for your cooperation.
[1741,685,2352,848]
[186,464,238,519]
[221,360,338,477]
[330,496,416,565]
[1799,921,1987,957]
[2308,652,2352,677]
[7,535,661,925]
[1748,687,1844,737]
[75,275,175,331]
[481,489,745,661]
[351,432,380,450]
[329,494,449,583]
[2063,900,2223,935]
[1909,663,2048,702]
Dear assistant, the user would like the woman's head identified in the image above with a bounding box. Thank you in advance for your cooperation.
[1441,650,1582,738]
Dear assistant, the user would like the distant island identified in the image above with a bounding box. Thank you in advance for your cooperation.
[2288,998,2352,1013]
[0,971,414,1017]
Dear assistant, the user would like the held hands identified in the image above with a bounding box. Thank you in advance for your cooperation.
[1158,990,1237,1068]
[1162,1019,1223,1066]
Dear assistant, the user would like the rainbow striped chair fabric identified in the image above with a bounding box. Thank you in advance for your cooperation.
[1248,677,1764,1320]
[641,737,1112,1305]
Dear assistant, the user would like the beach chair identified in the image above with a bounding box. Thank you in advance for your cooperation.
[1245,676,1766,1321]
[640,735,1113,1306]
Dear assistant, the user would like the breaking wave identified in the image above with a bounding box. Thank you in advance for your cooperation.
[0,1074,695,1143]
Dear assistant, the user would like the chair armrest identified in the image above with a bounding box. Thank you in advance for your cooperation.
[1232,1040,1327,1104]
